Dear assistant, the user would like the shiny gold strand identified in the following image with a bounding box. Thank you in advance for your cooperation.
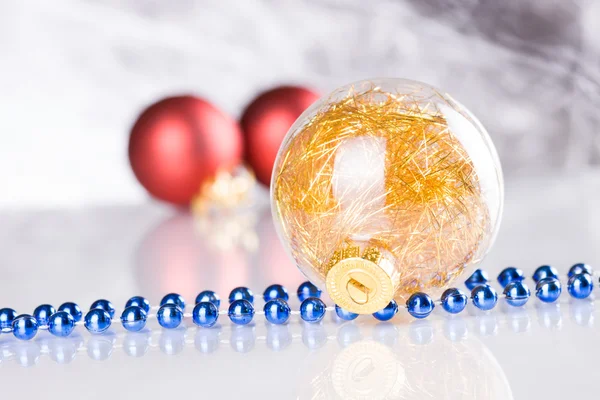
[274,86,489,301]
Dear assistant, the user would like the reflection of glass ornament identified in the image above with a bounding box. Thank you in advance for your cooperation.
[272,78,503,314]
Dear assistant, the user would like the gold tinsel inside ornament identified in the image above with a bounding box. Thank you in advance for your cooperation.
[272,79,503,314]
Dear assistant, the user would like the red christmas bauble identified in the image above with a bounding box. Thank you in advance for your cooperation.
[129,96,243,205]
[241,86,320,186]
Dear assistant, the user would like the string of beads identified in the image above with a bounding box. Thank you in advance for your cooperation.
[0,263,594,341]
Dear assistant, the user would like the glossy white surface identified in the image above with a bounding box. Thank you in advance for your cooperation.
[0,173,599,399]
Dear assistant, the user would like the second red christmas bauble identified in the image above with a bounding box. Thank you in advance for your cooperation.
[241,86,320,186]
[129,96,243,205]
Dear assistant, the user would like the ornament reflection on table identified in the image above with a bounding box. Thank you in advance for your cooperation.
[271,78,504,314]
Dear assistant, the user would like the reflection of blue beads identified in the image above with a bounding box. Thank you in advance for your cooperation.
[497,267,524,288]
[0,308,17,330]
[300,298,326,323]
[195,291,220,308]
[157,304,184,329]
[567,273,593,299]
[504,281,530,307]
[568,263,592,278]
[160,293,185,311]
[372,300,398,321]
[532,265,559,283]
[297,281,321,302]
[49,311,75,337]
[406,292,435,319]
[228,287,254,304]
[193,302,219,328]
[335,305,358,321]
[125,296,151,313]
[228,299,255,325]
[33,304,56,328]
[84,309,112,334]
[535,277,562,303]
[263,284,289,302]
[12,314,38,340]
[440,288,467,314]
[471,284,498,311]
[90,299,116,318]
[58,302,83,322]
[121,306,147,332]
[264,299,291,325]
[465,269,489,290]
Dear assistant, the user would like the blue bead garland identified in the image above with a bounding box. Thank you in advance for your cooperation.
[264,299,291,325]
[503,281,530,307]
[58,302,83,322]
[33,304,56,328]
[263,284,289,302]
[193,302,219,328]
[297,281,321,302]
[48,311,75,337]
[300,297,326,323]
[373,300,398,321]
[0,263,594,341]
[84,309,112,334]
[195,290,221,308]
[90,299,116,319]
[157,304,184,329]
[228,287,254,304]
[406,292,435,319]
[535,277,562,303]
[12,314,38,340]
[440,288,467,314]
[125,296,151,314]
[121,306,147,332]
[228,299,254,325]
[471,284,498,311]
[160,293,186,311]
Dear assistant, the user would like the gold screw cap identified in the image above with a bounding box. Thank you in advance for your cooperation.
[326,257,393,314]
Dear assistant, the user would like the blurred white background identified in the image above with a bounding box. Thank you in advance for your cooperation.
[1,0,599,208]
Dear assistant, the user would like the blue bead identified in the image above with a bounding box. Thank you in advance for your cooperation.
[335,305,359,321]
[228,299,255,325]
[567,273,593,299]
[84,309,112,334]
[12,314,38,340]
[90,299,116,318]
[263,299,291,324]
[497,267,524,288]
[471,284,498,311]
[160,293,185,311]
[120,306,147,332]
[125,296,151,313]
[263,284,289,302]
[440,288,468,314]
[465,269,489,290]
[157,304,183,329]
[0,308,17,330]
[532,265,558,283]
[503,281,530,307]
[373,300,399,321]
[195,290,220,308]
[568,263,592,278]
[300,297,326,323]
[406,292,435,319]
[297,281,322,302]
[228,287,254,304]
[33,304,56,328]
[192,302,219,328]
[535,277,562,303]
[48,311,75,337]
[58,302,83,322]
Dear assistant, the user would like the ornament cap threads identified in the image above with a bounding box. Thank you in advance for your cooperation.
[326,257,393,315]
